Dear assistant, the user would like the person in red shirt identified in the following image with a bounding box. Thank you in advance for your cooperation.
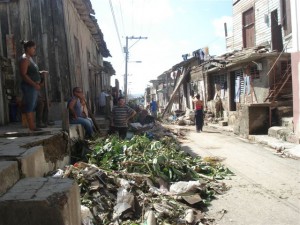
[192,94,204,132]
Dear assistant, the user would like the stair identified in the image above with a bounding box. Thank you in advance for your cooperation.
[95,116,110,135]
[264,63,292,102]
[0,126,84,225]
[0,177,81,225]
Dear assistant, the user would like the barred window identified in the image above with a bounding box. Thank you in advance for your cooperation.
[250,66,260,79]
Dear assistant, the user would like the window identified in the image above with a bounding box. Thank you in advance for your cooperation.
[209,74,227,100]
[243,8,255,48]
[250,66,260,79]
[213,74,226,87]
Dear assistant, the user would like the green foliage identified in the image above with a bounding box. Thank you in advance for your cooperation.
[88,134,232,182]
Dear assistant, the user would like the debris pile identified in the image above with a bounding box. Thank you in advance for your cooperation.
[58,133,233,225]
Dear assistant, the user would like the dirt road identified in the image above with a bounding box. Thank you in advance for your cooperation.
[177,126,300,225]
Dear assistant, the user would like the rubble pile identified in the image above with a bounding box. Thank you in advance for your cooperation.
[57,126,232,225]
[162,110,195,126]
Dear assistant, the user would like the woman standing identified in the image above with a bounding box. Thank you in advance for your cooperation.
[19,40,47,131]
[192,94,204,133]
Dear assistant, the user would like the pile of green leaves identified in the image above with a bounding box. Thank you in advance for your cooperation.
[88,135,232,182]
[70,134,234,224]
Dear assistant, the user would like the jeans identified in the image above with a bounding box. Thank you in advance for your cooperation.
[21,82,38,113]
[70,117,94,137]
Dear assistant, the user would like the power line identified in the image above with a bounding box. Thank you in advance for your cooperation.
[118,0,125,37]
[109,0,123,55]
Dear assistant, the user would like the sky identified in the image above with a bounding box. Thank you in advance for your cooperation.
[90,0,233,96]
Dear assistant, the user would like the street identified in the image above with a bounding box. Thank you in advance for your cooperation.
[177,126,300,225]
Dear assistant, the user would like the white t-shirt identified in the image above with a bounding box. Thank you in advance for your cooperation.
[99,92,109,107]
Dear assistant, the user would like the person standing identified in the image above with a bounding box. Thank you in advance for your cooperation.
[19,40,48,131]
[98,90,108,115]
[150,98,158,118]
[192,94,204,132]
[111,96,136,139]
[68,87,94,138]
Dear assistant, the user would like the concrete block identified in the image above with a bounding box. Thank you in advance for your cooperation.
[286,134,300,144]
[268,126,283,138]
[219,121,228,126]
[277,128,293,141]
[268,126,292,140]
[281,117,293,130]
[0,161,19,196]
[17,146,48,177]
[69,124,85,139]
[0,177,81,225]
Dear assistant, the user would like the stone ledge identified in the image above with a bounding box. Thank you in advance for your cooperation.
[268,126,293,141]
[219,121,228,126]
[0,161,19,196]
[69,124,85,139]
[0,177,81,225]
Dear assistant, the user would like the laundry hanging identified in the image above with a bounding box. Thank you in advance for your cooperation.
[243,75,251,95]
[235,76,240,102]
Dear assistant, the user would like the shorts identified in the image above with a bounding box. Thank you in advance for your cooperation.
[21,82,38,113]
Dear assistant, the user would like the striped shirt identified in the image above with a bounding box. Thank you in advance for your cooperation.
[112,105,135,127]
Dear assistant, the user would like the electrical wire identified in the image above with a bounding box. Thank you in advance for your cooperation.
[109,0,123,55]
[118,0,126,37]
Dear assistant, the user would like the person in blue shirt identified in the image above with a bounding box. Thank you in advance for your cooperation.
[68,87,94,138]
[150,98,158,118]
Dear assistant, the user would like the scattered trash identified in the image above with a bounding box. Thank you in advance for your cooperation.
[60,130,233,224]
[81,205,95,225]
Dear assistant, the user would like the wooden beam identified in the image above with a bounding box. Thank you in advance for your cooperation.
[162,68,190,118]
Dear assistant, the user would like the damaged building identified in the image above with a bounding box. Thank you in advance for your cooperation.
[149,0,298,140]
[0,0,114,125]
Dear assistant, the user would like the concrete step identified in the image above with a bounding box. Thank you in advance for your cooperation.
[0,133,71,193]
[0,177,81,225]
[96,119,110,128]
[0,161,19,196]
[219,121,228,126]
[281,117,293,130]
[0,124,85,225]
[69,124,85,139]
[268,126,293,141]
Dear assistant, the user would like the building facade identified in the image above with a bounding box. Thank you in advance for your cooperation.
[0,0,112,124]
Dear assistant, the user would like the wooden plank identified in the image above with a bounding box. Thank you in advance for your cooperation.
[162,68,190,118]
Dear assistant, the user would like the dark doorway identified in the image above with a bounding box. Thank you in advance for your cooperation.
[271,10,283,52]
[229,72,236,111]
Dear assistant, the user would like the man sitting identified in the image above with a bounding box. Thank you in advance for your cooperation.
[67,87,94,138]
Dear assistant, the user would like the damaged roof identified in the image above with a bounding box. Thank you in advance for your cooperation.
[203,45,290,73]
[103,61,116,75]
[71,0,111,58]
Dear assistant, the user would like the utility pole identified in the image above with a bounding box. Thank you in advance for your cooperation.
[124,36,147,103]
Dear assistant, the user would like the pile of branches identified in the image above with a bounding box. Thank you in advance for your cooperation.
[64,135,233,225]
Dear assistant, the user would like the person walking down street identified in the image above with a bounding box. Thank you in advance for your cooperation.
[111,96,136,139]
[150,98,158,118]
[192,94,204,133]
[19,40,48,132]
[68,87,94,138]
